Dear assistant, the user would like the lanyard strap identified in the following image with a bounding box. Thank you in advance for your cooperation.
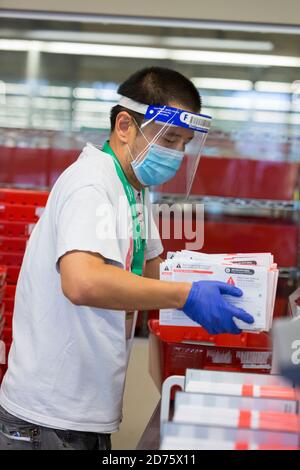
[102,141,146,276]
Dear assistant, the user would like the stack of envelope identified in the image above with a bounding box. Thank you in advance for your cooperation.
[160,251,279,332]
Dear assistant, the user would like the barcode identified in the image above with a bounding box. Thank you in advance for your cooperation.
[189,115,211,130]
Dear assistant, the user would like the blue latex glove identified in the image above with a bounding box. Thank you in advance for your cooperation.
[182,281,254,335]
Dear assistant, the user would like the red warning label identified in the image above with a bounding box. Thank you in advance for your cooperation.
[227,276,236,286]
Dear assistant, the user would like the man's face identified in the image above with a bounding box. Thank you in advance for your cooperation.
[130,119,195,162]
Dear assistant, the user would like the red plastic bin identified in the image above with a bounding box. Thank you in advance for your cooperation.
[0,265,7,287]
[4,312,12,328]
[0,283,6,303]
[0,203,43,223]
[4,299,14,312]
[0,220,34,237]
[4,284,16,299]
[0,321,4,338]
[0,188,49,207]
[6,266,21,284]
[149,320,273,390]
[2,327,12,343]
[0,237,27,253]
[0,252,24,266]
[0,304,6,335]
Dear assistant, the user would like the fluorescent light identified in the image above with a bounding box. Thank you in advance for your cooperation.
[14,30,274,52]
[73,88,97,99]
[255,81,293,93]
[203,94,291,111]
[3,96,29,107]
[4,83,29,95]
[0,39,169,59]
[253,111,300,124]
[38,85,71,98]
[163,38,273,51]
[255,80,300,96]
[43,42,169,59]
[171,50,300,67]
[0,39,300,67]
[73,87,119,100]
[191,77,253,91]
[209,109,250,121]
[0,39,41,51]
[254,98,291,112]
[32,98,70,110]
[205,96,252,109]
[21,31,158,47]
[0,81,6,105]
[73,101,116,112]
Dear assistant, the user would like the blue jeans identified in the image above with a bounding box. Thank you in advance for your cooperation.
[0,405,111,450]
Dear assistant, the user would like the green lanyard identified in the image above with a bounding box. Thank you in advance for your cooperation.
[102,141,146,276]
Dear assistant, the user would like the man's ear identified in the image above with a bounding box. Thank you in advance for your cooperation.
[115,111,136,143]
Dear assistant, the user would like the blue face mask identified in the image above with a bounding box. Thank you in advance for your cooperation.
[131,143,184,186]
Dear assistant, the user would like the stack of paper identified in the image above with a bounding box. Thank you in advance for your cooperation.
[172,391,300,434]
[160,251,279,332]
[185,369,297,401]
[160,369,299,450]
[160,422,299,450]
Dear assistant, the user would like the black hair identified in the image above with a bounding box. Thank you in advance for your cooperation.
[110,66,201,131]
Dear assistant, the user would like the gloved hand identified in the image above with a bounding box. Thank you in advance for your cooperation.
[182,281,254,335]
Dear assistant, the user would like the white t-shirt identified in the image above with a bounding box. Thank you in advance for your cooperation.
[0,143,163,433]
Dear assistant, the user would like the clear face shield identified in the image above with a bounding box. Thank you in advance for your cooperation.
[118,96,212,200]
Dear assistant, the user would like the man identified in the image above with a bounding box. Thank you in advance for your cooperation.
[0,67,254,450]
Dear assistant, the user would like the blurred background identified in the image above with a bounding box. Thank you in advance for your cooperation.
[0,15,300,155]
[0,1,300,448]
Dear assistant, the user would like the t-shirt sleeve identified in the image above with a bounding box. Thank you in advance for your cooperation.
[55,185,123,270]
[144,191,164,261]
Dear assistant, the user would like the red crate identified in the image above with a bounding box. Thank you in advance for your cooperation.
[0,321,4,338]
[4,284,16,299]
[0,252,24,266]
[0,283,6,303]
[6,266,21,284]
[0,304,5,335]
[2,327,12,343]
[0,237,27,253]
[0,146,50,187]
[4,298,14,312]
[0,203,43,223]
[4,312,12,328]
[0,265,7,287]
[149,320,273,390]
[0,220,34,237]
[0,188,49,207]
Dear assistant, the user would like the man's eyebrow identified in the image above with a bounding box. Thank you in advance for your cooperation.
[164,131,193,142]
[164,131,184,138]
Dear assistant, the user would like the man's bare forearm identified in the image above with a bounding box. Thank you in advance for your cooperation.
[83,264,190,310]
[60,251,191,311]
